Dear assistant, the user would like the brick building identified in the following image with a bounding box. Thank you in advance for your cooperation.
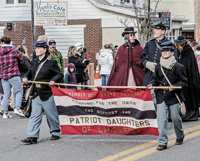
[0,0,137,68]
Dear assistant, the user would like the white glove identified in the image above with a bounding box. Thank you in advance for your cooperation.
[146,61,157,73]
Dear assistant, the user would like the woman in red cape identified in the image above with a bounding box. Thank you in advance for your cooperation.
[107,27,145,90]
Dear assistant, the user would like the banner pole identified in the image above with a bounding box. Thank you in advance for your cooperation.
[27,80,182,89]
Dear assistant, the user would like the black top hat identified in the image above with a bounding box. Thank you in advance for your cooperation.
[49,39,56,45]
[174,35,188,45]
[160,41,174,51]
[152,21,166,30]
[122,27,137,37]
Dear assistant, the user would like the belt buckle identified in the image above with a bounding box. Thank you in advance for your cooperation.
[36,83,41,88]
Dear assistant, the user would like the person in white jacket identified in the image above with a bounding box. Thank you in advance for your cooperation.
[99,44,114,90]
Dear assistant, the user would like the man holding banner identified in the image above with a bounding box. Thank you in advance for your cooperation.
[148,41,187,150]
[21,41,63,144]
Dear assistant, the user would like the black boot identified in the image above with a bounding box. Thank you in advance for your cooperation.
[50,135,60,140]
[175,136,184,145]
[21,138,37,144]
[156,145,167,151]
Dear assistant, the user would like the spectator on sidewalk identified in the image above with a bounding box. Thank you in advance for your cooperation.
[74,43,90,90]
[0,36,25,118]
[11,44,30,110]
[99,44,113,90]
[64,63,77,89]
[68,46,87,87]
[49,39,65,74]
[191,41,198,52]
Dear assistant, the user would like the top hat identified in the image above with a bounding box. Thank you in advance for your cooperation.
[49,39,56,45]
[122,27,137,37]
[152,21,166,30]
[174,35,188,45]
[160,41,174,51]
[36,41,49,49]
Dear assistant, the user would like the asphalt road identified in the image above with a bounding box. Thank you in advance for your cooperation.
[0,111,200,161]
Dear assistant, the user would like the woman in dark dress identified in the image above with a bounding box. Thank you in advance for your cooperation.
[174,35,200,121]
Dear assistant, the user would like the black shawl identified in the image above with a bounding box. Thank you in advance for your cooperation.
[178,45,200,120]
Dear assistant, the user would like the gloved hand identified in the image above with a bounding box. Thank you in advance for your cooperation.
[145,61,157,73]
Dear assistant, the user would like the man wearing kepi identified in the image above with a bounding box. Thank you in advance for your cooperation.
[148,41,187,151]
[141,21,178,109]
[21,41,63,144]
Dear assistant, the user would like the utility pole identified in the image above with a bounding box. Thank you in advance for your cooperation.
[31,0,35,58]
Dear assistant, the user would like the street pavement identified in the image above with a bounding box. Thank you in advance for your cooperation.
[0,79,200,161]
[0,113,200,161]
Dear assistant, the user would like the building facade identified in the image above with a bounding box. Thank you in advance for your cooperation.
[0,0,137,67]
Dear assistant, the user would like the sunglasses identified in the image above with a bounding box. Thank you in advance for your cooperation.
[129,34,135,37]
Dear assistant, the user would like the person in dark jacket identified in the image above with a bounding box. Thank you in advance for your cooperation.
[174,35,200,121]
[148,41,187,151]
[141,21,178,111]
[141,21,178,86]
[21,41,63,144]
[107,27,145,90]
[74,43,90,90]
[68,46,87,85]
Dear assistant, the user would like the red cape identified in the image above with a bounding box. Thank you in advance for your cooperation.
[107,41,145,90]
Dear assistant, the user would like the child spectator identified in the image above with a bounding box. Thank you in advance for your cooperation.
[148,41,188,151]
[64,63,77,89]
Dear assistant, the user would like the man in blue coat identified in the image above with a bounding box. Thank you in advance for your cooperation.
[141,21,178,86]
[141,21,178,110]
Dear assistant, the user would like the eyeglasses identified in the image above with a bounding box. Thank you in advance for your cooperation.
[129,34,135,37]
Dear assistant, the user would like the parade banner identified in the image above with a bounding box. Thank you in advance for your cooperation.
[51,86,159,136]
[34,2,68,26]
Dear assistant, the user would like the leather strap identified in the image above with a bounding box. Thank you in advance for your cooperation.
[160,66,182,104]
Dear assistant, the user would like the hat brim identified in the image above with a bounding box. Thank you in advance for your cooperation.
[174,39,188,45]
[152,26,166,30]
[122,31,137,37]
[49,42,56,45]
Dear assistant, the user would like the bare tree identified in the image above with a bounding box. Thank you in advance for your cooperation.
[118,0,162,47]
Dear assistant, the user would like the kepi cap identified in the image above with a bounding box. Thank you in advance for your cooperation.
[152,21,166,30]
[160,41,174,51]
[36,41,49,49]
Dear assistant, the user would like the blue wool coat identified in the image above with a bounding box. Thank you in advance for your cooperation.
[141,36,178,86]
[149,62,188,106]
